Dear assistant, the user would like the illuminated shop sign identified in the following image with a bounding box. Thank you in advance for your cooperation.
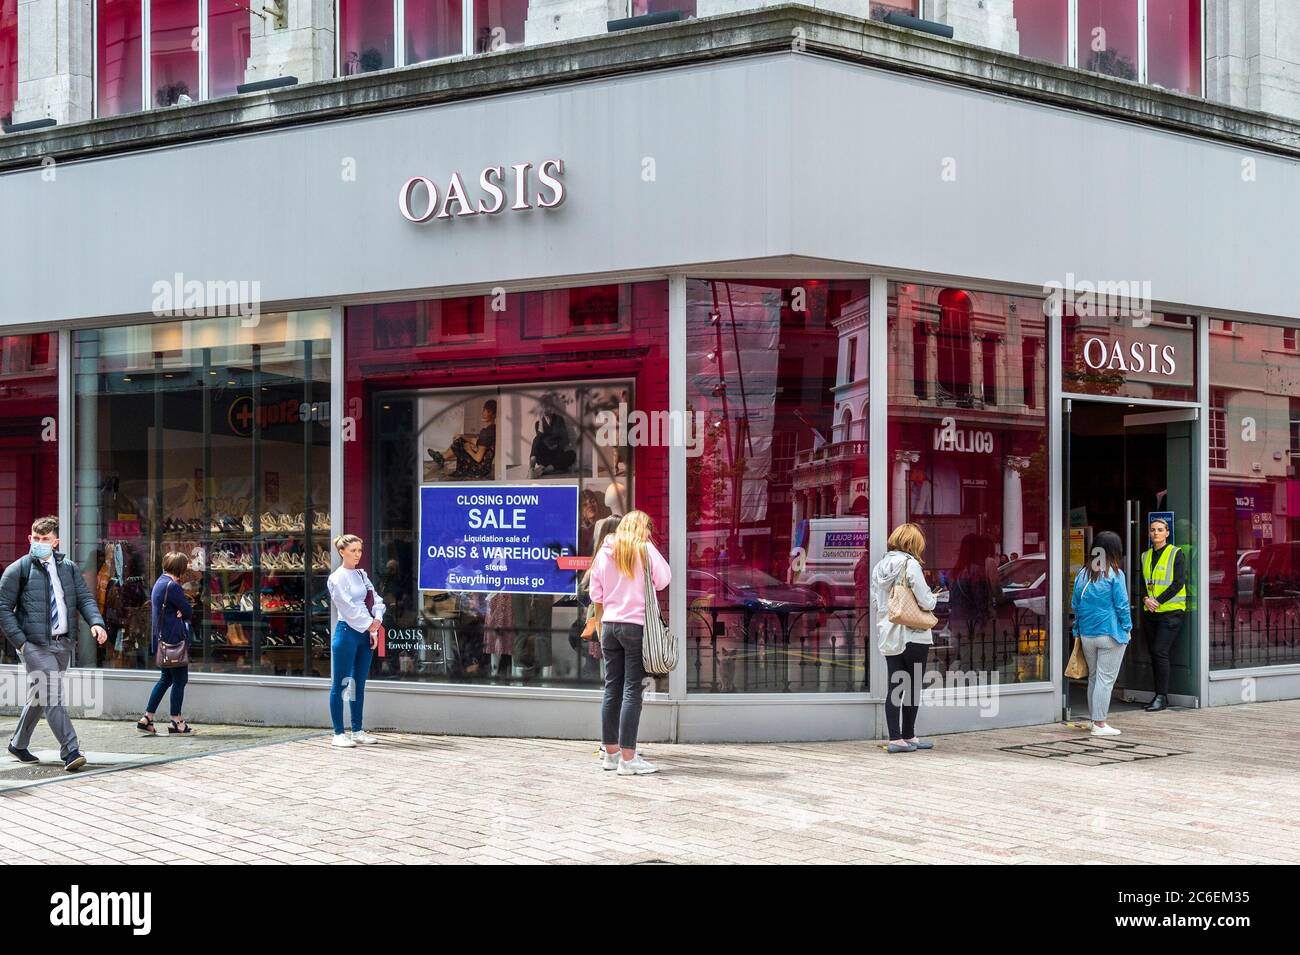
[399,160,566,223]
[1082,336,1178,376]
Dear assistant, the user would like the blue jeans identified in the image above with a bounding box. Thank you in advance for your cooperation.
[329,621,373,735]
[146,665,189,718]
[600,622,646,750]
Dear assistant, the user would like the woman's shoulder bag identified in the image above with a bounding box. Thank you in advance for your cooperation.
[640,544,677,676]
[886,557,938,631]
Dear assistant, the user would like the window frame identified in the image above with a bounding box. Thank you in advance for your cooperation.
[94,0,251,118]
[336,0,476,75]
[1025,0,1205,97]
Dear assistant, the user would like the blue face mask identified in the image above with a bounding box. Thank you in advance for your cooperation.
[29,542,54,560]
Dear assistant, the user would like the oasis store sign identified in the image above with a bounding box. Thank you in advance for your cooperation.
[1081,336,1178,376]
[399,160,566,223]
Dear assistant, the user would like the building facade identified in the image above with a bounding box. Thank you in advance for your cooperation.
[2,3,1300,741]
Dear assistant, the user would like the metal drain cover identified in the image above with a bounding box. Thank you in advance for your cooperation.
[999,737,1187,765]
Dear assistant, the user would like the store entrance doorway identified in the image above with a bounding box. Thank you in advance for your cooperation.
[1064,400,1200,718]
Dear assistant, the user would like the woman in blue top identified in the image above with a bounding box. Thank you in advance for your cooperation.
[1070,531,1133,737]
[137,551,194,735]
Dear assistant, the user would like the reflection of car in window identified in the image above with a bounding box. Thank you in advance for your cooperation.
[933,553,1047,631]
[687,567,825,616]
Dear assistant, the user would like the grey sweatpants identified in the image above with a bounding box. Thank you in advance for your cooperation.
[9,637,79,759]
[1080,635,1127,723]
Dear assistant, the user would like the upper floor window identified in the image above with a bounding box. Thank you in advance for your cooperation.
[0,0,16,127]
[632,0,697,17]
[95,0,252,117]
[340,0,536,73]
[1013,0,1202,96]
[870,1,921,19]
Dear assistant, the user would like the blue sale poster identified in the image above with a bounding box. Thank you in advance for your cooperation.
[418,484,580,595]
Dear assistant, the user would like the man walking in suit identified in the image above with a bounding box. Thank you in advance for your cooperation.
[0,516,108,771]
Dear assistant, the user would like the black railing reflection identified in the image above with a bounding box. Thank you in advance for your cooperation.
[1210,596,1300,669]
[687,604,871,693]
[929,607,1048,684]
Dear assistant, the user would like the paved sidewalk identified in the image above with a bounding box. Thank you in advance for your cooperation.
[1,702,1297,864]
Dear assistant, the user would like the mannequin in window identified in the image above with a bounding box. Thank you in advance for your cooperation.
[592,482,626,554]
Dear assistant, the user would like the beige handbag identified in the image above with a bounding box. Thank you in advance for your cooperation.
[1064,637,1089,679]
[887,561,938,631]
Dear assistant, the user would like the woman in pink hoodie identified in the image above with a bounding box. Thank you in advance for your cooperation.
[580,510,671,776]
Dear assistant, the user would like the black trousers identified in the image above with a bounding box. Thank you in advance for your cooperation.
[884,642,931,740]
[1142,610,1183,695]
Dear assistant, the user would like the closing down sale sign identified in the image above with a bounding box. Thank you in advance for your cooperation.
[418,484,579,595]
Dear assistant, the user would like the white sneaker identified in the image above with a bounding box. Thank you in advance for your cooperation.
[331,733,357,748]
[600,749,620,771]
[1090,723,1122,737]
[616,754,659,776]
[350,730,379,745]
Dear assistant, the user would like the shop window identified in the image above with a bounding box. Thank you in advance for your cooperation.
[474,0,528,52]
[405,0,462,65]
[1147,0,1201,94]
[340,0,394,74]
[73,314,331,676]
[1077,0,1138,81]
[687,279,871,693]
[1208,322,1300,670]
[344,282,668,690]
[208,0,252,99]
[888,283,1048,685]
[0,0,17,127]
[97,0,145,117]
[150,0,199,107]
[1014,0,1068,66]
[0,334,59,665]
[1285,328,1297,351]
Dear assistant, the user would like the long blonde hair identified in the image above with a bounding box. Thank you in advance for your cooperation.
[611,510,654,579]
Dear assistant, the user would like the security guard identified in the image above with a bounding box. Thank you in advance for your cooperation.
[1140,517,1185,712]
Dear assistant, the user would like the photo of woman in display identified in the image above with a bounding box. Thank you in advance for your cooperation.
[530,394,577,478]
[426,399,497,481]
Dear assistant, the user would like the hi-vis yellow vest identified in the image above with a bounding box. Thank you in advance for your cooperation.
[1142,545,1186,612]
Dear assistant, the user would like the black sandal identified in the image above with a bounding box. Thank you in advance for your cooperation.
[168,720,194,735]
[136,717,156,735]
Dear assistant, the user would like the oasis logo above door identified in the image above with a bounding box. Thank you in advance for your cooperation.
[1082,336,1178,376]
[399,160,566,223]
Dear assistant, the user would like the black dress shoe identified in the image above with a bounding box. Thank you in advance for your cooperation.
[63,751,87,772]
[7,743,38,763]
[1144,694,1169,712]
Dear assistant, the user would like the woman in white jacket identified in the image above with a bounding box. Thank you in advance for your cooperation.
[869,523,938,753]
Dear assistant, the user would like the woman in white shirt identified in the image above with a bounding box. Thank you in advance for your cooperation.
[326,534,385,748]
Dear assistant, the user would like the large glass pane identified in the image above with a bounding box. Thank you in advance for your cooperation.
[73,313,331,675]
[0,334,59,665]
[339,0,394,75]
[473,0,527,52]
[1062,312,1197,402]
[1147,0,1201,94]
[686,279,871,693]
[888,282,1049,685]
[97,0,144,117]
[150,0,199,107]
[208,0,251,99]
[869,0,919,19]
[1208,320,1300,670]
[345,283,669,689]
[1077,0,1138,81]
[0,0,16,126]
[404,0,461,65]
[1014,0,1068,66]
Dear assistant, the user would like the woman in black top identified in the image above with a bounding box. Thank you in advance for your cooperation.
[428,400,497,479]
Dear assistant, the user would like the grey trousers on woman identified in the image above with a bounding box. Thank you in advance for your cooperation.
[1080,635,1127,722]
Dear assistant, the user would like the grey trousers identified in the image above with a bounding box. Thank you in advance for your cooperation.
[10,637,79,759]
[1080,635,1127,722]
